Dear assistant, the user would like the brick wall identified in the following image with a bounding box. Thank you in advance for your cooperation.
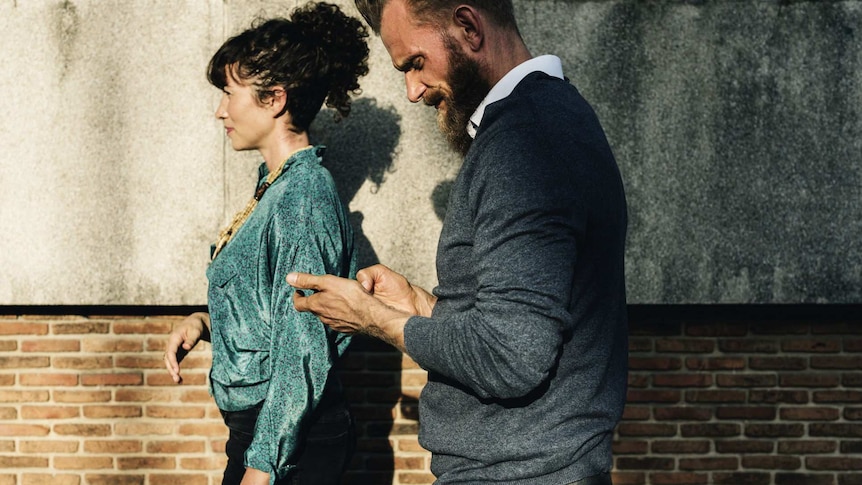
[0,307,859,485]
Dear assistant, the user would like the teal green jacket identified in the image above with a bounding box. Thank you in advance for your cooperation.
[206,146,355,482]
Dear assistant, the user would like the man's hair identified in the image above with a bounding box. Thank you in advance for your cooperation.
[354,0,517,34]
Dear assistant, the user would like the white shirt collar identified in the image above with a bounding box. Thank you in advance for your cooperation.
[467,55,564,139]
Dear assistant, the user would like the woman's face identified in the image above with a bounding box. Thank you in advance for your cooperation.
[215,70,279,152]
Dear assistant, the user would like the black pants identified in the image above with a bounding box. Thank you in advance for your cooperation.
[220,401,354,485]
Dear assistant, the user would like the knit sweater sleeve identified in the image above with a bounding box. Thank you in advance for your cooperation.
[404,124,585,400]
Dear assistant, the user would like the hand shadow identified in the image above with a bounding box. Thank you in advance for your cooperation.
[311,98,406,484]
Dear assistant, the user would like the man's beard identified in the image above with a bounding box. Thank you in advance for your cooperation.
[427,35,491,156]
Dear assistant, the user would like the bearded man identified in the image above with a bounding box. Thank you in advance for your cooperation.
[288,1,628,483]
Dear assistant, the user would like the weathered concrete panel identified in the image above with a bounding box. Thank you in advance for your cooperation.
[1,0,860,305]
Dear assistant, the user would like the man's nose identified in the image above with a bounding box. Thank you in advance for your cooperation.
[405,71,426,103]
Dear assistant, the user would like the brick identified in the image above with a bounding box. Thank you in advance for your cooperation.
[178,423,228,437]
[745,424,805,438]
[398,472,437,484]
[651,440,710,454]
[83,475,144,485]
[679,457,738,470]
[749,357,806,370]
[117,456,176,470]
[0,356,50,368]
[52,356,113,370]
[616,457,675,470]
[686,323,748,337]
[21,339,81,352]
[116,355,167,369]
[847,408,862,420]
[715,374,777,387]
[19,440,79,453]
[84,440,143,453]
[146,440,206,454]
[82,338,143,353]
[20,405,80,419]
[653,374,712,387]
[0,390,49,403]
[113,321,172,334]
[749,390,809,404]
[813,322,862,335]
[807,457,862,471]
[614,440,649,454]
[394,456,425,470]
[655,339,715,353]
[0,340,14,351]
[778,440,837,454]
[627,375,649,388]
[741,455,802,470]
[0,424,50,436]
[680,423,741,438]
[780,407,839,421]
[147,372,208,386]
[810,424,862,438]
[146,405,206,419]
[611,472,646,485]
[178,455,226,470]
[844,373,862,387]
[0,323,48,335]
[780,373,840,387]
[750,323,809,335]
[842,441,862,454]
[54,390,112,403]
[811,356,862,370]
[715,440,774,454]
[20,373,79,386]
[0,443,12,452]
[782,339,841,353]
[0,407,15,419]
[401,372,429,388]
[653,407,712,421]
[83,405,143,418]
[621,406,650,421]
[20,475,80,485]
[81,373,143,386]
[115,389,177,402]
[719,339,778,353]
[846,339,862,352]
[686,357,745,371]
[685,390,746,403]
[628,357,682,371]
[775,474,835,485]
[628,338,652,352]
[648,472,708,484]
[53,424,111,437]
[0,456,49,467]
[712,473,772,485]
[626,390,681,403]
[715,406,776,420]
[181,390,218,403]
[814,390,862,403]
[149,475,208,485]
[51,322,109,334]
[115,423,176,436]
[840,474,862,485]
[616,423,677,437]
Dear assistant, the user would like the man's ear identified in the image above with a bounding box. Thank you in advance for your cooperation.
[453,6,483,52]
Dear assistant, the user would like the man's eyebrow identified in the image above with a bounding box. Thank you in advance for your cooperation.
[394,55,420,72]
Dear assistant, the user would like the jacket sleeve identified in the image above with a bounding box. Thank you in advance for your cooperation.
[404,129,584,400]
[244,169,353,483]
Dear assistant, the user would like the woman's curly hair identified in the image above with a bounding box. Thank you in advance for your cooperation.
[207,2,370,131]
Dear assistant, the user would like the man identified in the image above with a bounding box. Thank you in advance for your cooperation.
[287,1,628,483]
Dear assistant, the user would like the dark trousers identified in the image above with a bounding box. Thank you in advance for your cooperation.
[220,401,354,485]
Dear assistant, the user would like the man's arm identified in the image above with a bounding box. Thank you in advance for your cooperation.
[287,264,436,353]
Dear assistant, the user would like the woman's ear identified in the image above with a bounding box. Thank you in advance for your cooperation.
[269,87,287,114]
[453,6,483,52]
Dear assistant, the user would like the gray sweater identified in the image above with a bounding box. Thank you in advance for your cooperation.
[404,72,629,484]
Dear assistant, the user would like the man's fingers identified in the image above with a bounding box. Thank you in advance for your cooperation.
[286,272,323,290]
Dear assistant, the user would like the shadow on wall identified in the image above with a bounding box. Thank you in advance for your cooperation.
[311,97,407,484]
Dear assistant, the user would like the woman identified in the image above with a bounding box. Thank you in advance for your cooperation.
[163,3,369,484]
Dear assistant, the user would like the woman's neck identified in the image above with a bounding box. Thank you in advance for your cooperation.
[260,130,311,172]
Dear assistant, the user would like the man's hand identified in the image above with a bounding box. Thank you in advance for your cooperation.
[357,264,437,318]
[286,272,412,352]
[164,312,210,384]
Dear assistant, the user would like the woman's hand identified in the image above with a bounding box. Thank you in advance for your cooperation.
[164,312,210,384]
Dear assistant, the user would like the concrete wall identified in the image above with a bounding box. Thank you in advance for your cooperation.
[2,0,860,305]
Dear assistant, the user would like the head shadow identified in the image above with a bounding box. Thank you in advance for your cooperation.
[311,97,401,268]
